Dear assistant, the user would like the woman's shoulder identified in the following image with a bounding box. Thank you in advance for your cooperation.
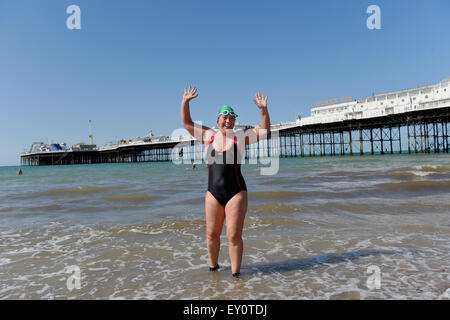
[203,129,217,145]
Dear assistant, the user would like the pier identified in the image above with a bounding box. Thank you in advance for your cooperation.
[276,106,449,158]
[21,77,450,166]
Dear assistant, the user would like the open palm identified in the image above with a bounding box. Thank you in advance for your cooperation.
[183,86,198,101]
[253,92,268,110]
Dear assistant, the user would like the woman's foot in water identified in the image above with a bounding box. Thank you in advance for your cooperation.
[209,264,220,272]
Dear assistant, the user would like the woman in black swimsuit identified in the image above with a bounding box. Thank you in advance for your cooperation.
[181,87,271,277]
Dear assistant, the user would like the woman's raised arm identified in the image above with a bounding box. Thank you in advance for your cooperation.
[244,92,271,145]
[181,86,213,143]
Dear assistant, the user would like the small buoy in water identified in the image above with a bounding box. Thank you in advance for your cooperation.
[17,169,23,175]
[186,168,190,171]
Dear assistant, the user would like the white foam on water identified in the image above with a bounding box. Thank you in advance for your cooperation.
[1,202,449,299]
[0,258,12,266]
[438,288,450,300]
[128,228,163,235]
[409,171,433,177]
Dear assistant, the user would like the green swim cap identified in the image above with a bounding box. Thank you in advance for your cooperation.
[217,105,238,119]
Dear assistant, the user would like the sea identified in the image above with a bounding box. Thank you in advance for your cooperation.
[0,153,449,300]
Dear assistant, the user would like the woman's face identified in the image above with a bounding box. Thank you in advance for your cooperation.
[218,114,236,130]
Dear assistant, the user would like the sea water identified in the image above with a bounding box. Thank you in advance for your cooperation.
[0,153,449,299]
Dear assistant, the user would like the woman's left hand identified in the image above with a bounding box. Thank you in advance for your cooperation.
[253,92,268,110]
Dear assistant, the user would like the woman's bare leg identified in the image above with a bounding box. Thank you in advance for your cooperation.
[205,191,225,268]
[224,191,248,274]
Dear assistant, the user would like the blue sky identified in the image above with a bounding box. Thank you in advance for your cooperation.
[1,0,449,166]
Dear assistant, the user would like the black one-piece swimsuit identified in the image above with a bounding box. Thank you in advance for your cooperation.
[206,134,247,207]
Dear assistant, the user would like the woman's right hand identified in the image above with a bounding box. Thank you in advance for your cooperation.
[183,86,198,102]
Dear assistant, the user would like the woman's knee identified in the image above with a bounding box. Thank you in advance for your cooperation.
[226,230,242,246]
[206,230,221,242]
